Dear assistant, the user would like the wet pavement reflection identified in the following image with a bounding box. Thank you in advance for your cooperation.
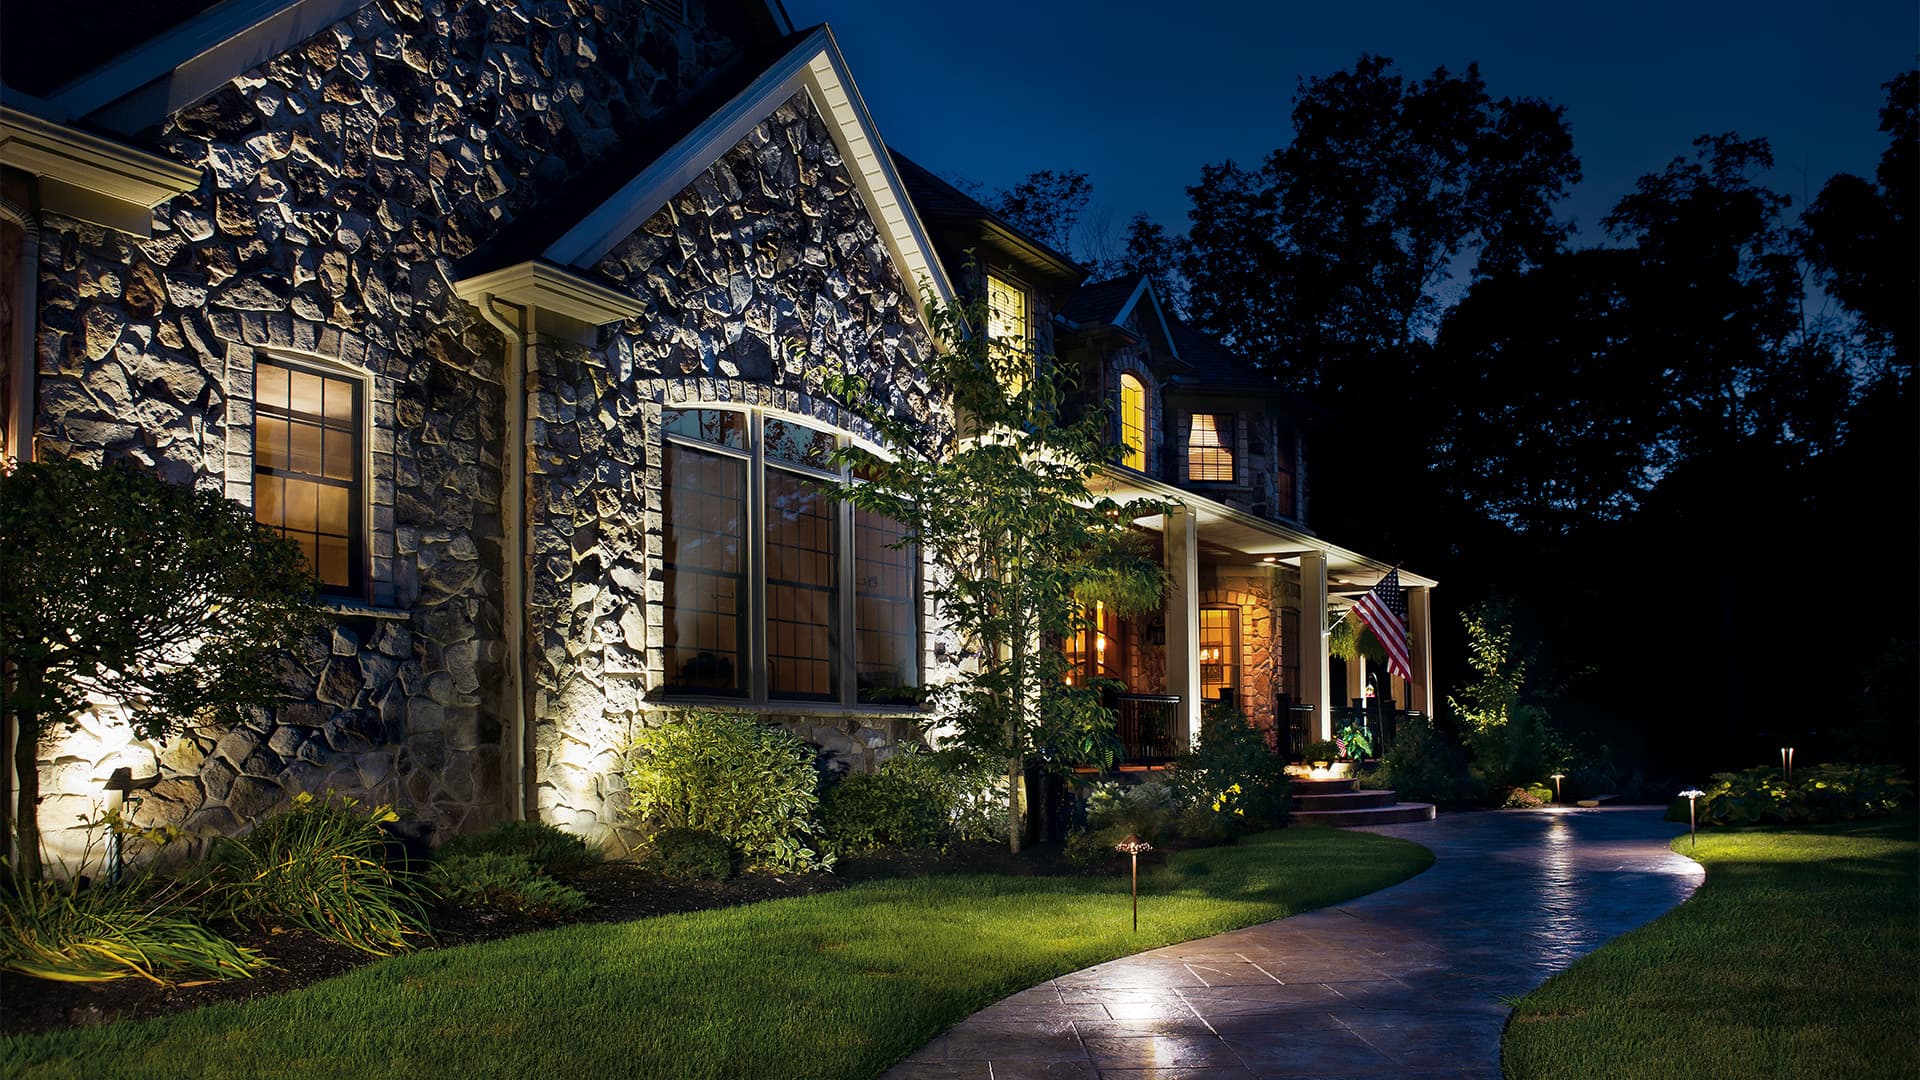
[884,807,1703,1080]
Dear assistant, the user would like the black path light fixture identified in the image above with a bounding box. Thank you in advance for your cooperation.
[1115,833,1152,931]
[1780,747,1795,783]
[1549,772,1566,804]
[1678,788,1705,849]
[101,764,161,885]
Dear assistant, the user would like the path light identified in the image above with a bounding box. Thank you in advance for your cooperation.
[1549,773,1566,804]
[1780,747,1795,783]
[1115,833,1153,932]
[1679,788,1705,848]
[101,765,160,885]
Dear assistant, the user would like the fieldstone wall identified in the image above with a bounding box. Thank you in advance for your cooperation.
[519,92,953,853]
[1168,403,1292,522]
[1200,575,1278,739]
[24,0,756,872]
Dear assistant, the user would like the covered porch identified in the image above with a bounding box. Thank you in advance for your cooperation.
[1082,470,1438,765]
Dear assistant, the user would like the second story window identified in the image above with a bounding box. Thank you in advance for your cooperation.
[254,359,363,597]
[985,272,1031,391]
[1188,413,1235,482]
[1119,373,1148,471]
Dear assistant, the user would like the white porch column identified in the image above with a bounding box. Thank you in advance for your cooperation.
[1299,550,1331,740]
[1408,585,1435,715]
[1344,649,1366,709]
[1163,507,1201,749]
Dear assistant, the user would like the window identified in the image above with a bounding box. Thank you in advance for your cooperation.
[1118,373,1147,472]
[1065,600,1126,688]
[661,407,920,707]
[254,359,362,596]
[1188,413,1235,482]
[985,272,1031,390]
[1199,606,1239,701]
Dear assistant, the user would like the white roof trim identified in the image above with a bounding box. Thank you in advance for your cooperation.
[50,0,370,133]
[1112,276,1182,363]
[542,26,953,313]
[0,106,202,235]
[451,260,646,327]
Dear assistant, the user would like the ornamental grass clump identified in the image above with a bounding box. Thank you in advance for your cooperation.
[437,820,596,879]
[624,709,829,873]
[200,791,429,955]
[0,872,266,985]
[426,853,590,918]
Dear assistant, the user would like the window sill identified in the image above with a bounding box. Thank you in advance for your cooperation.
[318,598,412,621]
[647,695,930,721]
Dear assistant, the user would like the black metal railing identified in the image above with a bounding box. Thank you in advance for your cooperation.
[1114,693,1180,764]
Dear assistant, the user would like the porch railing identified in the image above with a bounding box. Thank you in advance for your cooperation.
[1113,693,1180,764]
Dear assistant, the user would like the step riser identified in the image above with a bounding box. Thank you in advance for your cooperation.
[1292,790,1398,811]
[1286,778,1357,794]
[1291,803,1437,827]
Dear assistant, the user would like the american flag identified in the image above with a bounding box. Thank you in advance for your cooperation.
[1352,569,1412,681]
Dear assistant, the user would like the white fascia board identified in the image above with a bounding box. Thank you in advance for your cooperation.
[451,261,645,326]
[53,0,370,133]
[0,106,202,234]
[543,26,954,316]
[1112,276,1181,363]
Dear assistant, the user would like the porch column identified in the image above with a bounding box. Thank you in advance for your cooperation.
[1163,506,1201,749]
[1299,550,1331,740]
[1408,585,1434,715]
[1344,649,1366,708]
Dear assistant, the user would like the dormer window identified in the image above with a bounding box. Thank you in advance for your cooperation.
[1187,413,1235,482]
[985,272,1031,391]
[1118,373,1148,471]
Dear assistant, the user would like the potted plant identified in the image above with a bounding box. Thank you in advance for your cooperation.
[1302,739,1344,777]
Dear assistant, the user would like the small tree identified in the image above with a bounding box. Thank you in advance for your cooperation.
[1448,598,1560,788]
[827,285,1167,853]
[1,457,323,879]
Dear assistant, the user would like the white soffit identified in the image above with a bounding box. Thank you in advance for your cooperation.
[451,261,646,327]
[0,106,202,235]
[542,26,954,314]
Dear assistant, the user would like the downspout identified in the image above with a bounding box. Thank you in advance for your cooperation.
[474,294,535,822]
[1,195,41,866]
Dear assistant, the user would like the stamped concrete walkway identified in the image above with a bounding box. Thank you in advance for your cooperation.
[885,807,1703,1080]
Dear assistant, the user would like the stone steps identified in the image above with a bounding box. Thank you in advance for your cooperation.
[1290,802,1438,827]
[1291,788,1401,812]
[1286,776,1358,795]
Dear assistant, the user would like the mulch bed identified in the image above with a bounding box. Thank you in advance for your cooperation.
[2,840,1087,1038]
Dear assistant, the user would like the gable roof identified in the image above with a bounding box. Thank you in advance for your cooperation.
[1165,318,1274,392]
[1059,273,1184,365]
[888,149,1085,289]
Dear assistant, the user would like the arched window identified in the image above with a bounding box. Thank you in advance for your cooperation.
[1119,373,1147,472]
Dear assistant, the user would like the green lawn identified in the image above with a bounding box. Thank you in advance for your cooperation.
[1504,812,1920,1080]
[3,828,1430,1079]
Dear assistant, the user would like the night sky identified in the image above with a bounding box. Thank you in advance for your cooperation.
[788,0,1916,271]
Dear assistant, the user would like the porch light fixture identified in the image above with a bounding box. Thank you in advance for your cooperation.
[1779,747,1795,783]
[1679,788,1705,848]
[1115,833,1153,931]
[1549,773,1566,804]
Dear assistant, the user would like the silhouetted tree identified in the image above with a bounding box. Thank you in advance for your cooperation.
[990,169,1093,255]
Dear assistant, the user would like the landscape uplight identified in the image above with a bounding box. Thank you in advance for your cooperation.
[1780,747,1795,783]
[1679,788,1705,848]
[1114,833,1153,931]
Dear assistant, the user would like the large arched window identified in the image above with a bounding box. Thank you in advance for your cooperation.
[1119,373,1147,472]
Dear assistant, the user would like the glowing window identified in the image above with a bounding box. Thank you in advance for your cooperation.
[662,438,748,696]
[254,359,361,595]
[1199,607,1239,701]
[1188,413,1235,482]
[985,273,1030,392]
[1119,374,1147,471]
[1065,600,1126,687]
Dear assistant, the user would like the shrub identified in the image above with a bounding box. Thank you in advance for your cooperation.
[623,709,828,873]
[426,853,590,919]
[1,874,266,985]
[1302,739,1341,764]
[1372,715,1488,805]
[200,792,428,955]
[1169,704,1290,829]
[1699,763,1911,826]
[437,820,595,879]
[647,828,736,881]
[1085,780,1183,839]
[819,747,1008,855]
[1502,787,1546,809]
[1063,825,1130,871]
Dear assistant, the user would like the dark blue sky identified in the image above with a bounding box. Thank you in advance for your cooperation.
[789,0,1915,267]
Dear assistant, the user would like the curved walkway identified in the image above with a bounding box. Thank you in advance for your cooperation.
[885,807,1703,1080]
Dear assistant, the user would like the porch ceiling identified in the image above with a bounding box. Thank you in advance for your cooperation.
[1091,467,1439,590]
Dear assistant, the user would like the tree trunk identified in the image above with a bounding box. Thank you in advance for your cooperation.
[11,705,40,881]
[1006,757,1022,855]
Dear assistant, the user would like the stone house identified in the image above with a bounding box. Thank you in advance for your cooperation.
[0,0,1431,873]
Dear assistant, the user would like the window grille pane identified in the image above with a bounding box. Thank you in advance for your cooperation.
[766,468,838,700]
[255,359,362,594]
[855,510,918,703]
[662,407,746,449]
[1188,413,1235,482]
[986,274,1030,391]
[764,417,836,470]
[663,441,747,695]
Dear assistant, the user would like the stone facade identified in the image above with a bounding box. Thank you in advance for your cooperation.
[18,0,803,871]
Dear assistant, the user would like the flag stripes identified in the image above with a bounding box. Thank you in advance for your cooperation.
[1352,568,1412,681]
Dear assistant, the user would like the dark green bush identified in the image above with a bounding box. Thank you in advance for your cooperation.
[1372,715,1488,805]
[1085,780,1182,838]
[437,820,595,879]
[1169,704,1290,829]
[1502,786,1547,809]
[1699,763,1911,825]
[624,709,827,873]
[1302,739,1341,765]
[426,853,590,919]
[1063,824,1131,871]
[648,827,737,881]
[820,772,946,855]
